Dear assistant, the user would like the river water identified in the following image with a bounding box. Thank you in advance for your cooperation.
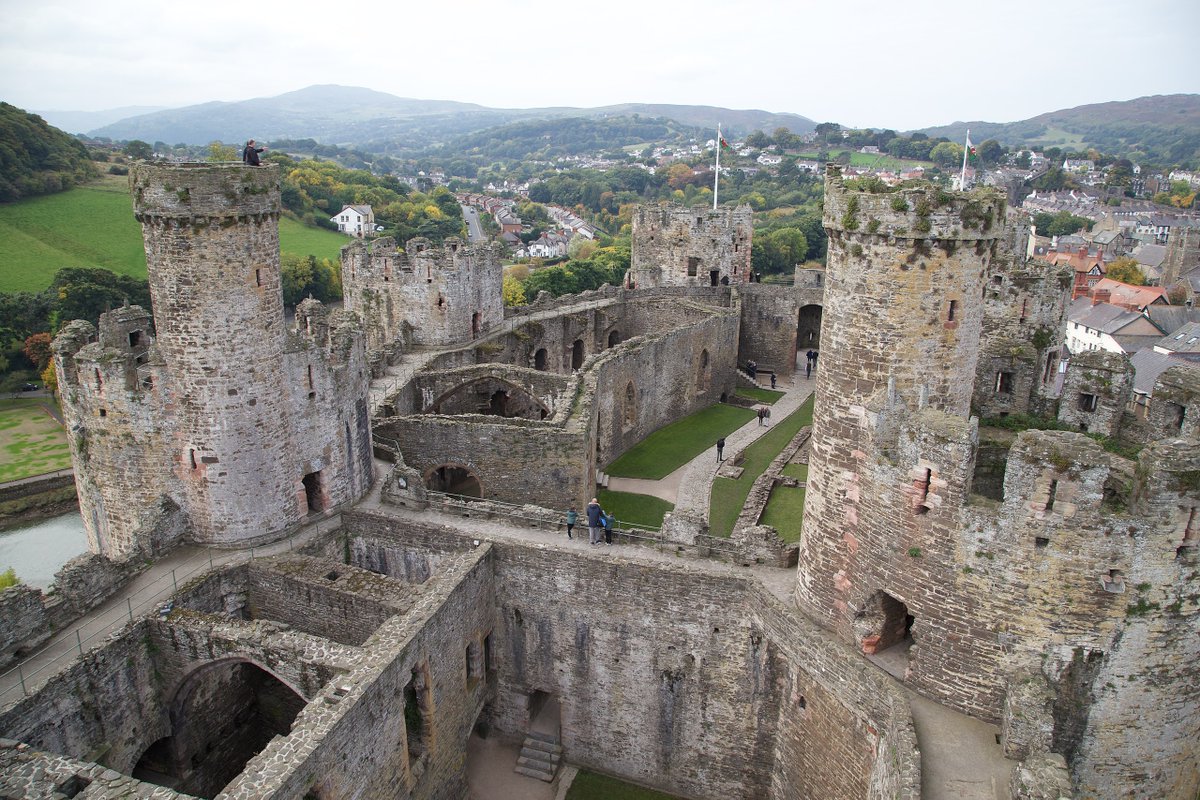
[0,513,88,590]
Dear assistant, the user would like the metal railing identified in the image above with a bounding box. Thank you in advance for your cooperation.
[423,490,744,557]
[0,513,343,704]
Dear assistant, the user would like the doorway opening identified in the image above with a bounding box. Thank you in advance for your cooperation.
[302,471,324,514]
[427,465,482,498]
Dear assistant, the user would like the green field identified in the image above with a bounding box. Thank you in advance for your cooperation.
[0,178,350,293]
[736,387,784,404]
[605,404,756,480]
[709,395,814,537]
[0,398,71,482]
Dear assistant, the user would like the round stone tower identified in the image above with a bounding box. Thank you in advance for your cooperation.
[794,167,1007,666]
[130,163,296,545]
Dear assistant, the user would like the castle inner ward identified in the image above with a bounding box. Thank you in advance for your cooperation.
[1,163,1198,800]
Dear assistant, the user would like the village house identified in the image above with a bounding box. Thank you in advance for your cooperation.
[330,204,376,237]
[1066,297,1164,356]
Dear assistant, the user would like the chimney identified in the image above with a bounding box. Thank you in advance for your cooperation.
[1078,245,1088,257]
[1091,289,1111,306]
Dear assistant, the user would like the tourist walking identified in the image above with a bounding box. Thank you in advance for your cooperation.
[757,407,766,426]
[565,505,577,539]
[763,406,771,426]
[586,498,604,545]
[770,372,776,389]
[716,437,725,462]
[603,512,614,545]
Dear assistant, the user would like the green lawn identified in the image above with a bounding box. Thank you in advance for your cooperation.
[709,395,814,537]
[0,398,71,482]
[736,387,784,404]
[598,489,673,530]
[605,404,756,480]
[566,770,686,800]
[781,462,808,481]
[0,179,350,292]
[759,484,805,543]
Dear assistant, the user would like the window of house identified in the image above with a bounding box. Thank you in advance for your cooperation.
[1078,393,1098,412]
[995,371,1014,394]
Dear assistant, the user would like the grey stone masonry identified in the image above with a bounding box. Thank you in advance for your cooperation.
[631,203,753,288]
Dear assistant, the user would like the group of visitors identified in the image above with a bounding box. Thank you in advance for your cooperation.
[757,406,772,426]
[565,499,614,545]
[804,349,820,379]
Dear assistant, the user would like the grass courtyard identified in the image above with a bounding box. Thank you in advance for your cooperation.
[605,404,756,480]
[0,398,71,482]
[708,395,814,538]
[597,488,673,530]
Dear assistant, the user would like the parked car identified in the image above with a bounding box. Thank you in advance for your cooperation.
[20,383,38,391]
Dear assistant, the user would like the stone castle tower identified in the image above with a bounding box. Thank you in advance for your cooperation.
[794,167,1200,798]
[54,163,374,557]
[630,204,753,288]
[340,235,504,364]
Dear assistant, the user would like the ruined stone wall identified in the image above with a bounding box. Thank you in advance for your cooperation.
[0,586,50,669]
[1144,365,1200,440]
[284,301,375,515]
[220,546,495,800]
[338,511,917,800]
[738,284,800,378]
[591,304,739,468]
[1163,224,1200,287]
[131,162,298,547]
[631,203,753,288]
[381,413,586,510]
[958,432,1200,799]
[1056,350,1133,436]
[412,364,571,418]
[341,235,504,351]
[245,556,414,647]
[973,217,1072,418]
[53,312,176,559]
[0,620,165,774]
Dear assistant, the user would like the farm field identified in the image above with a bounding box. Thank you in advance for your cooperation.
[0,398,71,482]
[0,177,349,293]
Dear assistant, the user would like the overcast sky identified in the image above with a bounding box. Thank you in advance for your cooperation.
[2,0,1197,131]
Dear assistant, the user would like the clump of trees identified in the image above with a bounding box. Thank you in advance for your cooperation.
[0,102,97,201]
[1032,210,1094,237]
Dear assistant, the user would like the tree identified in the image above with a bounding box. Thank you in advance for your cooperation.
[40,361,57,397]
[208,141,238,162]
[814,122,841,142]
[745,130,771,149]
[123,140,153,160]
[1104,257,1147,286]
[930,142,963,168]
[978,139,1004,164]
[502,275,526,307]
[23,333,53,371]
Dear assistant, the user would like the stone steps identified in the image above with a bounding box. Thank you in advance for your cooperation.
[514,731,562,782]
[595,470,610,488]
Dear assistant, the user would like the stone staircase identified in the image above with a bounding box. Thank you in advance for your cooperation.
[595,470,611,488]
[514,730,562,782]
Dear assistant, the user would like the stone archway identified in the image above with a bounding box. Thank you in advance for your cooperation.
[426,464,483,498]
[571,339,585,370]
[855,591,914,657]
[798,304,823,350]
[133,658,306,799]
[429,377,550,420]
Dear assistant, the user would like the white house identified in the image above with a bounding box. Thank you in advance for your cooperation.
[330,204,376,237]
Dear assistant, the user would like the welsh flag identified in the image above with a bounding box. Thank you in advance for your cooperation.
[966,134,978,161]
[720,136,731,150]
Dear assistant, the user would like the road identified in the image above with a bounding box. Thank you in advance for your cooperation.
[460,204,485,243]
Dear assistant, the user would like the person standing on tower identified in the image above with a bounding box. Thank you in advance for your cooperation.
[242,139,267,166]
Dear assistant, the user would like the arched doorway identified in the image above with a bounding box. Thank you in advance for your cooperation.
[571,339,585,370]
[133,660,306,799]
[534,348,548,371]
[607,329,621,348]
[856,591,914,659]
[426,465,483,498]
[797,304,823,350]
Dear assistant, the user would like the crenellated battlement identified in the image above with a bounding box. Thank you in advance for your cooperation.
[630,202,753,288]
[822,165,1007,240]
[130,162,280,220]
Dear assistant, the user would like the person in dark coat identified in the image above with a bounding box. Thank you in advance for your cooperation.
[565,506,578,539]
[586,498,604,545]
[242,139,266,166]
[716,437,726,462]
[603,512,614,545]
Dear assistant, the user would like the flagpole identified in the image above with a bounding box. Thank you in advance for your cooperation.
[713,123,721,210]
[959,128,970,191]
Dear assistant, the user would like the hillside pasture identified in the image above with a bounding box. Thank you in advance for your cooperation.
[0,178,350,293]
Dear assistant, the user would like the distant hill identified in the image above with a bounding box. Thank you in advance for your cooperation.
[0,102,97,202]
[33,106,169,135]
[917,94,1200,163]
[85,85,815,150]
